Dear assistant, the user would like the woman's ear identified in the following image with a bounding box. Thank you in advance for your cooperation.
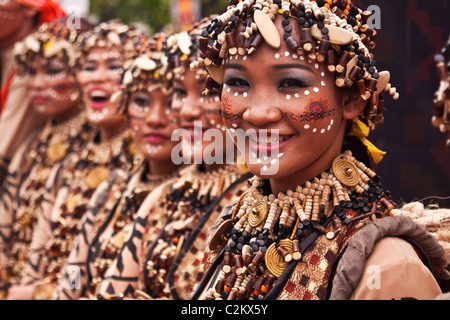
[340,87,367,120]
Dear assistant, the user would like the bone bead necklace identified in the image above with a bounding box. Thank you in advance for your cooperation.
[201,150,396,300]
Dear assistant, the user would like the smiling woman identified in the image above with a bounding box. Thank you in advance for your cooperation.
[0,18,96,298]
[190,0,448,301]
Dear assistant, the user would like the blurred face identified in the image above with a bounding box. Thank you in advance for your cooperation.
[78,46,126,127]
[174,68,230,165]
[128,85,178,162]
[26,57,80,120]
[0,1,32,41]
[221,16,352,190]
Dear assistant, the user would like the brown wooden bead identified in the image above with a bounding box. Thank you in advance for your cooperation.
[277,245,292,262]
[226,32,237,48]
[300,28,313,52]
[317,39,330,62]
[233,254,243,268]
[261,274,276,293]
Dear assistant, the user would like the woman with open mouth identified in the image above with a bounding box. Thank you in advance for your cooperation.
[7,21,146,300]
[94,18,253,300]
[0,18,95,298]
[52,33,184,300]
[190,0,447,301]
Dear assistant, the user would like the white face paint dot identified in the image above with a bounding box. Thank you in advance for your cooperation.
[315,63,320,69]
[313,87,319,93]
[304,90,310,95]
[227,87,231,93]
[292,53,298,59]
[243,55,248,61]
[327,125,332,131]
[275,53,280,59]
[210,119,216,125]
[321,81,326,87]
[232,123,238,128]
[285,51,290,57]
[321,72,325,77]
[321,129,325,134]
[295,93,300,98]
[234,92,239,97]
[243,92,248,98]
[300,55,305,60]
[304,124,310,130]
[330,119,334,125]
[286,95,292,100]
[313,128,317,133]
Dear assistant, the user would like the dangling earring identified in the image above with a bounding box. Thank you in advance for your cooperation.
[70,91,80,101]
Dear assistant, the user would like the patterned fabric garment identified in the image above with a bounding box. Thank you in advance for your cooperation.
[18,129,143,298]
[97,164,251,299]
[0,111,93,289]
[54,162,179,300]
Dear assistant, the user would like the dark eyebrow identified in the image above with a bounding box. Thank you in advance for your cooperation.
[273,64,313,73]
[224,63,246,70]
[225,63,313,73]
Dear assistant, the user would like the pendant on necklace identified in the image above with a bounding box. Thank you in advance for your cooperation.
[47,142,67,162]
[87,166,110,189]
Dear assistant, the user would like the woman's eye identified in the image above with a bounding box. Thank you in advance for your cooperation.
[27,68,37,77]
[47,68,64,75]
[109,64,123,71]
[279,78,307,90]
[173,87,187,98]
[133,97,149,107]
[225,77,249,88]
[82,65,96,72]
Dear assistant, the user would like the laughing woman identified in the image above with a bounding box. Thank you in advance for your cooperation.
[191,0,448,300]
[6,21,145,300]
[96,18,253,300]
[0,19,95,298]
[53,33,182,300]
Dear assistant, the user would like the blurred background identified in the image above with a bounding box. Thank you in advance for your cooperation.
[57,0,450,207]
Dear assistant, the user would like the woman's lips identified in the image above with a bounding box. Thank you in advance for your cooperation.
[32,95,48,105]
[247,133,293,154]
[145,133,169,144]
[87,88,110,110]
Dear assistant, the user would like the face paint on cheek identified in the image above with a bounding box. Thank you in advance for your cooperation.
[284,98,336,134]
[220,96,244,124]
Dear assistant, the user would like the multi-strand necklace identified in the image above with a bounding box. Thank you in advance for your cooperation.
[86,163,179,297]
[198,150,396,300]
[43,130,142,286]
[141,164,243,299]
[9,111,93,282]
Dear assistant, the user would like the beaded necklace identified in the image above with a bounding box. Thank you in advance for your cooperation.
[141,164,244,299]
[86,162,180,297]
[43,129,142,285]
[196,150,396,300]
[9,111,93,283]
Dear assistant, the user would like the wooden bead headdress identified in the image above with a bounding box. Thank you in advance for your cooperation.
[433,35,450,149]
[195,0,398,131]
[167,16,217,86]
[114,33,173,113]
[14,20,83,76]
[75,20,146,70]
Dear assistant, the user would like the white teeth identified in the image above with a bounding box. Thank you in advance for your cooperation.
[250,135,291,144]
[90,90,108,98]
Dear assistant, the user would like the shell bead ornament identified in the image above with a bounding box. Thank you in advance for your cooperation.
[194,0,399,131]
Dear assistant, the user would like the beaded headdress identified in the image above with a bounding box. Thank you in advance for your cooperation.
[168,16,216,83]
[114,33,173,113]
[433,35,450,149]
[76,20,146,70]
[14,19,88,76]
[195,0,398,133]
